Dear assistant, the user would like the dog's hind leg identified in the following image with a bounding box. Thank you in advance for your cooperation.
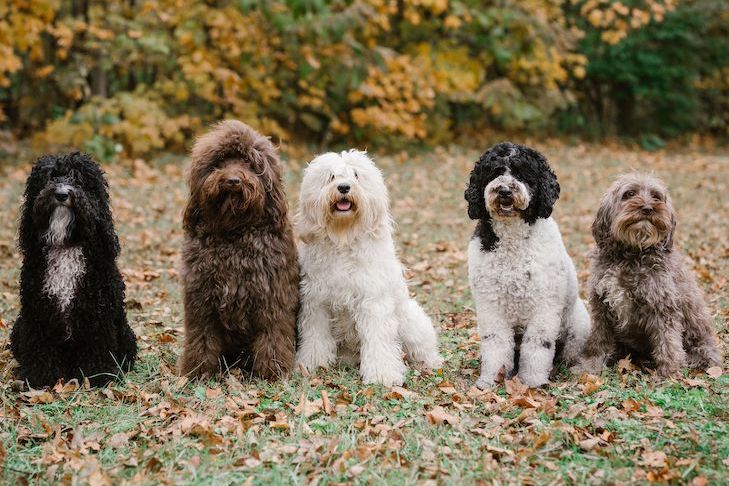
[398,299,442,369]
[682,299,722,369]
[559,298,591,365]
[114,315,138,373]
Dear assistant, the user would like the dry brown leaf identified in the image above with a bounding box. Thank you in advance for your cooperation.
[579,438,599,451]
[21,389,54,404]
[706,366,722,378]
[425,406,459,426]
[321,390,333,415]
[385,386,419,400]
[641,450,667,468]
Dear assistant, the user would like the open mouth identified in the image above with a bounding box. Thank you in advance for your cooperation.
[496,196,516,216]
[333,199,353,212]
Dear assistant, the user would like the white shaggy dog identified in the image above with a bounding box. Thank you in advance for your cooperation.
[465,143,590,388]
[295,150,442,386]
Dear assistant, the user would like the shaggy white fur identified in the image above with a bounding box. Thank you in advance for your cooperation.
[468,216,590,388]
[43,246,86,315]
[295,150,442,386]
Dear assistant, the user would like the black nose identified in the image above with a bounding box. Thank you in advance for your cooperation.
[55,191,69,202]
[641,205,653,215]
[226,177,241,186]
[498,187,512,198]
[337,184,350,194]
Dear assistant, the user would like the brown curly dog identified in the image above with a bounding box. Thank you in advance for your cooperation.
[178,120,299,380]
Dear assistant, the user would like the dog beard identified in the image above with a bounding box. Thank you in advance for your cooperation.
[196,164,267,230]
[45,206,74,246]
[324,188,360,235]
[612,211,671,249]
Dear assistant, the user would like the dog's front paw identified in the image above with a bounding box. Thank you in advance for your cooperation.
[475,376,496,390]
[655,363,681,379]
[517,371,550,388]
[570,357,603,376]
[295,352,335,372]
[362,373,405,386]
[295,343,337,372]
[361,360,406,386]
[423,355,444,370]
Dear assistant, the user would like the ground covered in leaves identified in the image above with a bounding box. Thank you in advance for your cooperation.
[0,143,727,485]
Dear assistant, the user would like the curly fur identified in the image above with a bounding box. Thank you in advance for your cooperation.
[10,152,137,388]
[465,142,590,388]
[573,174,721,377]
[295,150,442,386]
[178,120,299,380]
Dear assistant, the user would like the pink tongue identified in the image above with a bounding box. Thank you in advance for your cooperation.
[336,200,352,211]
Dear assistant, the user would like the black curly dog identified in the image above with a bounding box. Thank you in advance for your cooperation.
[10,152,137,387]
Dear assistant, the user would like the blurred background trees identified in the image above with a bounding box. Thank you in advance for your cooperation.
[1,0,727,159]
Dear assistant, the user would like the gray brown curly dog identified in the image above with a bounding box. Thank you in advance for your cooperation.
[573,173,721,377]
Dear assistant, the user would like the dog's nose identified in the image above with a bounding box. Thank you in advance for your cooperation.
[498,187,512,198]
[226,177,241,186]
[55,191,69,202]
[641,205,653,215]
[337,183,350,194]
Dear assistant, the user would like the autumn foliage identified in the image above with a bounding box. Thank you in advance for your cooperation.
[1,0,727,159]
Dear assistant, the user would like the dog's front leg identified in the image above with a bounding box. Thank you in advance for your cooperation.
[356,302,406,386]
[296,299,337,371]
[647,316,686,377]
[179,303,224,378]
[476,314,515,389]
[571,292,616,375]
[518,312,561,388]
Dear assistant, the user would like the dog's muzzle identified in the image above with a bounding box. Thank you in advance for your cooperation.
[496,186,515,215]
[53,184,74,207]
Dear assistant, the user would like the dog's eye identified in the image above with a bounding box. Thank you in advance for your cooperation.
[622,190,636,200]
[354,171,359,179]
[651,191,662,201]
[328,174,335,183]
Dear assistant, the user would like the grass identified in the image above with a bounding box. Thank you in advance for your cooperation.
[0,141,727,484]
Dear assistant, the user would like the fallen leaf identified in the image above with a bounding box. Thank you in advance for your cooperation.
[641,450,667,468]
[706,367,722,378]
[385,386,420,400]
[426,406,459,426]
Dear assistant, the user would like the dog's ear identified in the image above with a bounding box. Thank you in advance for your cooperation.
[592,192,615,247]
[19,156,56,253]
[465,154,493,220]
[528,149,560,220]
[659,198,676,251]
[253,146,290,229]
[72,153,121,258]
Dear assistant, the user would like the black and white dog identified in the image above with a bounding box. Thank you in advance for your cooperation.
[10,152,136,387]
[464,142,590,388]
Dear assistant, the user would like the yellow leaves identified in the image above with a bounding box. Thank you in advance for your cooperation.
[34,64,54,78]
[582,0,678,45]
[349,53,436,139]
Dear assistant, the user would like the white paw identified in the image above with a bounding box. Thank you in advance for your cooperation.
[295,346,336,372]
[475,376,496,390]
[361,368,405,387]
[421,354,443,370]
[517,371,549,388]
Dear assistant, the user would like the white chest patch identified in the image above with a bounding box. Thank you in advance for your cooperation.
[43,246,86,314]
